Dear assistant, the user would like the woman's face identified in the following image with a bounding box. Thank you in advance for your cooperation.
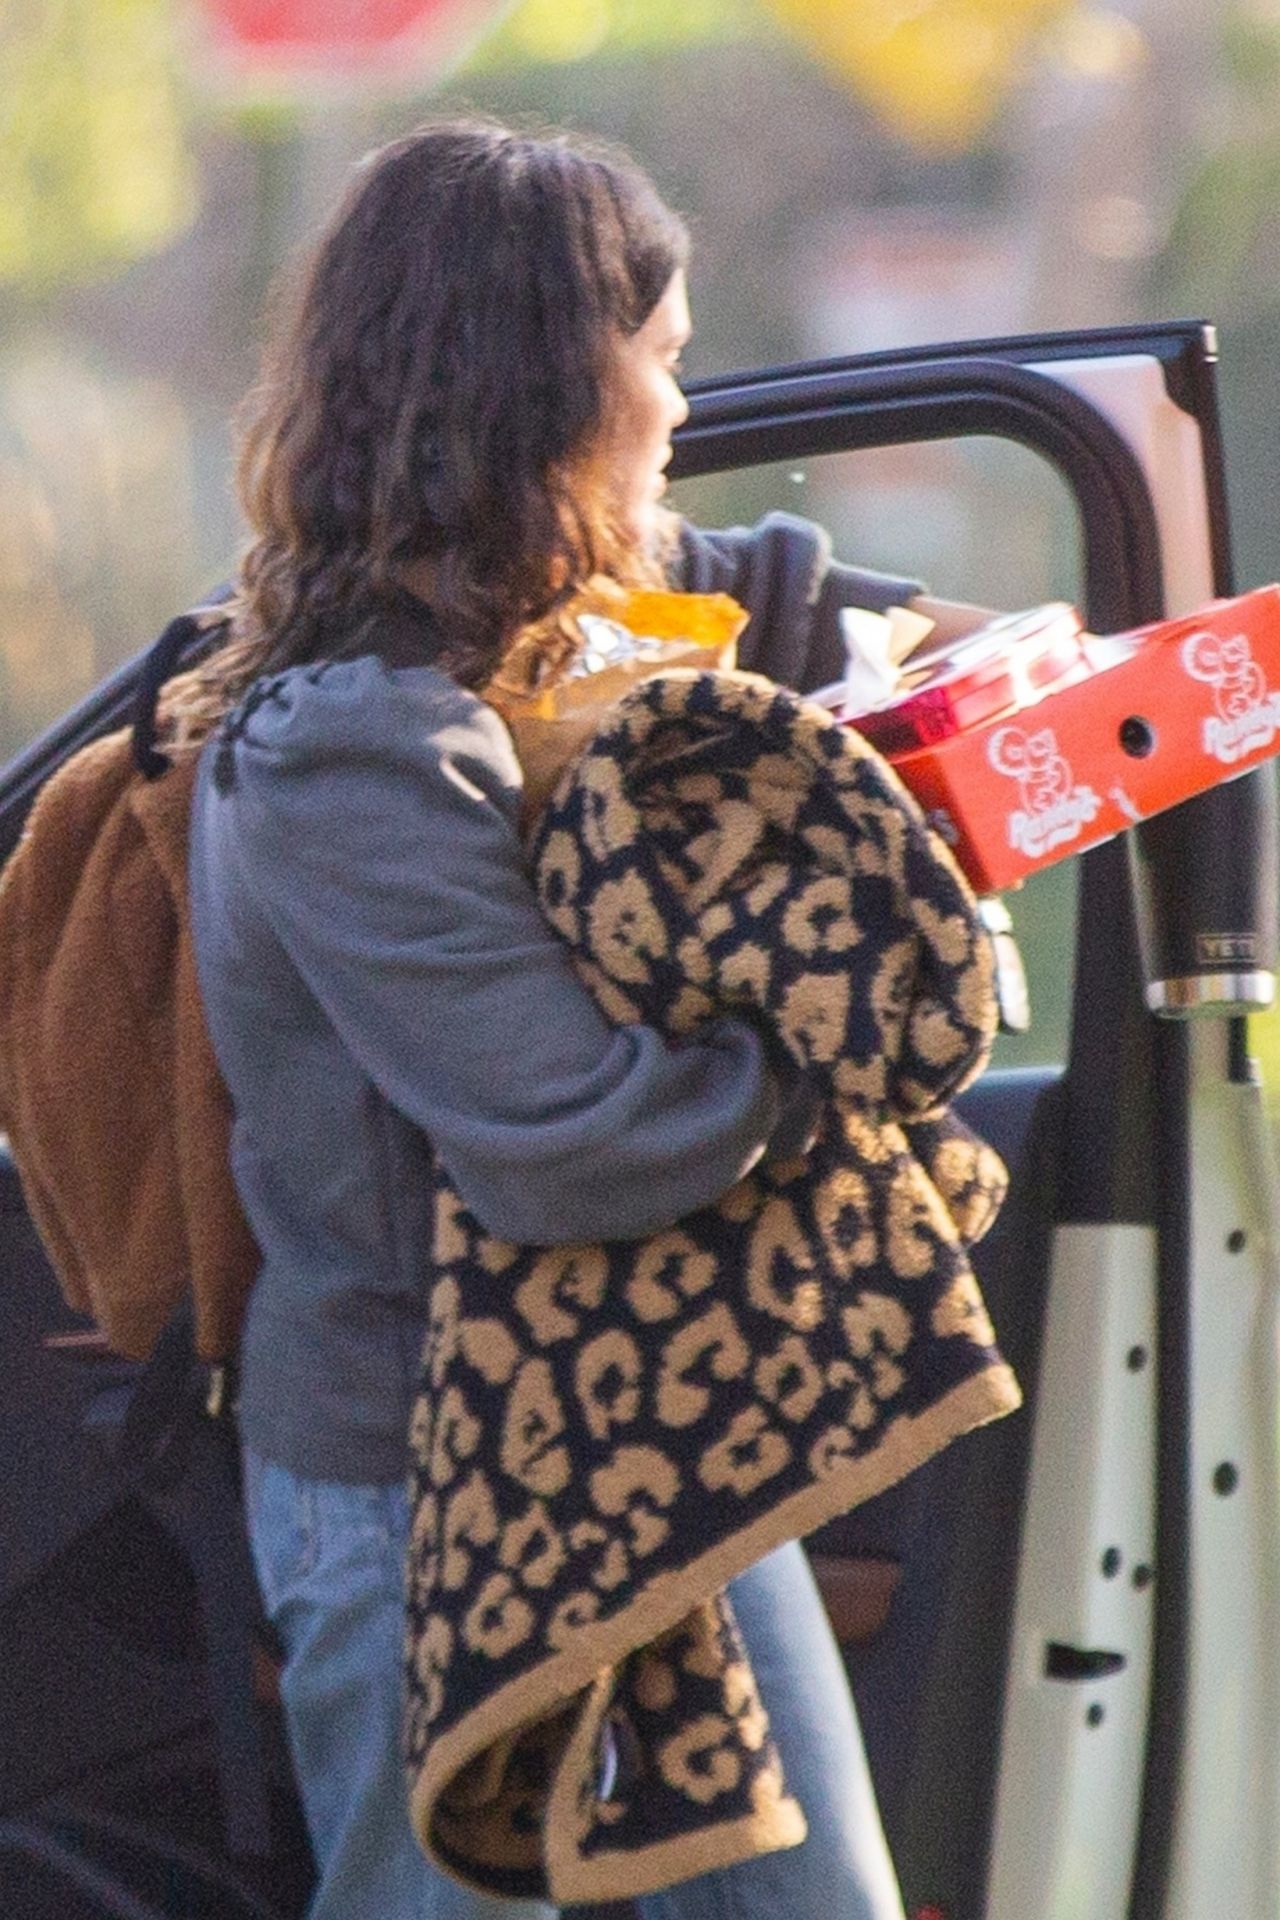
[601,270,692,546]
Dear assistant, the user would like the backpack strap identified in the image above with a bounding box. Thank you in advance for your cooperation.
[118,1301,272,1860]
[130,614,204,780]
[123,600,271,1854]
[131,599,234,781]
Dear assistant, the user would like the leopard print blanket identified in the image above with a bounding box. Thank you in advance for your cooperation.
[405,670,1021,1904]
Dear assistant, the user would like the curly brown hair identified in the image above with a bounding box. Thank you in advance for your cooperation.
[182,119,689,723]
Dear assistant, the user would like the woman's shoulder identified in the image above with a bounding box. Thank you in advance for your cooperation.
[221,654,511,762]
[204,653,522,807]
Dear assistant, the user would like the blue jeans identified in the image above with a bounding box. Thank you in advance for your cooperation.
[243,1449,904,1920]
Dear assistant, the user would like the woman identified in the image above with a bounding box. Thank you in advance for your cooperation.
[185,119,953,1920]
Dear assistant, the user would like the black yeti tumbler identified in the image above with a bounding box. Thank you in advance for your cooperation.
[1129,764,1279,1015]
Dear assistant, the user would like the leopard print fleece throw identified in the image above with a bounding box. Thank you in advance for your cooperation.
[405,669,1021,1904]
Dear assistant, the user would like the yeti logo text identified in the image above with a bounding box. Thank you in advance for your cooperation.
[1182,628,1280,764]
[1195,931,1259,966]
[988,724,1101,860]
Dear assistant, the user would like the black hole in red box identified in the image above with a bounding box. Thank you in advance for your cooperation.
[1119,715,1156,757]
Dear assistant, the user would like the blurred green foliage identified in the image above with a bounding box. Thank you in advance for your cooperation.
[476,0,761,66]
[1,0,198,292]
[0,0,1074,298]
[1154,3,1280,321]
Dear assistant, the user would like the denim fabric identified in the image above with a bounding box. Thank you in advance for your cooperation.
[243,1449,904,1920]
[243,1449,547,1920]
[638,1543,904,1920]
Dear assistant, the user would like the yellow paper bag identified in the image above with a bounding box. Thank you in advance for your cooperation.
[487,588,747,825]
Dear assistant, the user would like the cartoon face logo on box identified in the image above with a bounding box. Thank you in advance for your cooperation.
[987,725,1101,860]
[1182,629,1280,764]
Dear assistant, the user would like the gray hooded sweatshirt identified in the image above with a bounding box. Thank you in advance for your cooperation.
[188,516,922,1482]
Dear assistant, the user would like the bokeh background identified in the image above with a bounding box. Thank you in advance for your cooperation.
[6,0,1280,1065]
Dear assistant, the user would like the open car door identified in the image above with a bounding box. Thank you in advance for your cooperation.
[1,322,1276,1920]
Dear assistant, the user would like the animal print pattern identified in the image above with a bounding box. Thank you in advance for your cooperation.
[405,670,1020,1904]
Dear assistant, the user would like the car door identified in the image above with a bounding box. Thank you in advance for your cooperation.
[668,321,1280,1920]
[1,322,1274,1920]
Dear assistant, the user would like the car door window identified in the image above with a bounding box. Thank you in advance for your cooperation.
[671,435,1084,1068]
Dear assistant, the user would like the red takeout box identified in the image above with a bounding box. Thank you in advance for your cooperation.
[839,587,1280,894]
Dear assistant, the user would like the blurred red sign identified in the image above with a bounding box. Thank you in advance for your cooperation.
[197,0,511,78]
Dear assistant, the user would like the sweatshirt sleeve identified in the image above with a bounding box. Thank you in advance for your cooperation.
[673,511,925,693]
[216,658,786,1246]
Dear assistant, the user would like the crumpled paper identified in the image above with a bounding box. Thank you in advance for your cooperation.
[486,589,747,825]
[808,602,937,718]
